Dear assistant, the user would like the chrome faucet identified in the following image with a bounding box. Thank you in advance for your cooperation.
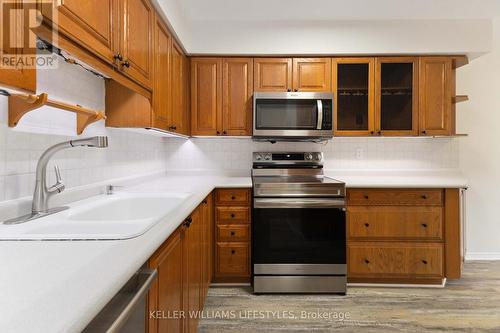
[3,136,108,225]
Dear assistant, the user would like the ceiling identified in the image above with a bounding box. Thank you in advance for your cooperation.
[178,0,500,22]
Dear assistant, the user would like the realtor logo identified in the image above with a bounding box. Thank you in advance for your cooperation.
[1,0,58,69]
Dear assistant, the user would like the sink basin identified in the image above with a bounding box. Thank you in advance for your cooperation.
[0,192,192,240]
[68,195,185,222]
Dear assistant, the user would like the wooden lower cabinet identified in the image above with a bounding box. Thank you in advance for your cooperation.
[148,193,213,333]
[347,188,463,284]
[214,188,252,283]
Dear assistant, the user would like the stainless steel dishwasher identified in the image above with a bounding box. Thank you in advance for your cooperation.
[82,268,157,333]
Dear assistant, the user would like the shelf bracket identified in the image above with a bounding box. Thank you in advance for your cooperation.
[8,93,106,135]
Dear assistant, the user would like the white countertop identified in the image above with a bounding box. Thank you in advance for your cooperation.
[326,169,468,188]
[0,176,251,333]
[0,170,466,332]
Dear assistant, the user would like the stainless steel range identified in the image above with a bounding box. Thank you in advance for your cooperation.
[252,152,346,294]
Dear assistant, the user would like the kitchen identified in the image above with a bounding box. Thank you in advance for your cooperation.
[0,0,499,332]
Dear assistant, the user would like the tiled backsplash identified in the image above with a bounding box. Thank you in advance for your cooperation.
[0,57,168,203]
[164,137,459,174]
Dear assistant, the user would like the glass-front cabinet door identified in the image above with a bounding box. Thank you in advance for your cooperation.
[332,58,375,136]
[375,57,419,136]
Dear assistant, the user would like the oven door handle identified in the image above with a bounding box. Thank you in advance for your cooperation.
[254,198,345,209]
[316,99,323,130]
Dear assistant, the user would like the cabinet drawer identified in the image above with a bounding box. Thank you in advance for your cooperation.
[217,225,250,242]
[348,189,443,206]
[216,243,250,276]
[348,206,443,240]
[216,189,251,205]
[216,207,250,224]
[348,242,443,278]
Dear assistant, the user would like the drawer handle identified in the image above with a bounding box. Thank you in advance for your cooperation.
[364,223,370,227]
[421,195,427,199]
[231,196,236,200]
[364,259,370,264]
[230,231,235,236]
[422,260,428,265]
[230,213,235,218]
[363,195,369,199]
[231,250,236,254]
[421,223,428,228]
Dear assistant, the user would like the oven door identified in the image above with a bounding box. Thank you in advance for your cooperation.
[253,198,346,274]
[253,92,333,138]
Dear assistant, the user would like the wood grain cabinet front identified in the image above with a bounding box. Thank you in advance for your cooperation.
[348,206,443,241]
[292,58,331,92]
[254,58,292,92]
[348,189,443,206]
[214,188,252,283]
[348,242,444,279]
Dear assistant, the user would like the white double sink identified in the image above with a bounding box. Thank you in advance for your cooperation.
[0,192,192,240]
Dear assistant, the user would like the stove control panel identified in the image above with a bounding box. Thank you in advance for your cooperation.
[253,152,323,163]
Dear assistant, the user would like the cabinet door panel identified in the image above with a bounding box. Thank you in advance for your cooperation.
[170,41,189,135]
[222,58,253,136]
[292,58,331,92]
[0,0,36,92]
[148,229,183,333]
[43,0,116,65]
[332,58,375,136]
[152,17,171,130]
[375,57,418,136]
[254,58,292,92]
[184,208,202,333]
[191,58,222,135]
[419,57,452,136]
[120,0,153,88]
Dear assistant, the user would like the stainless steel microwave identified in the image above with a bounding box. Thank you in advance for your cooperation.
[253,92,333,140]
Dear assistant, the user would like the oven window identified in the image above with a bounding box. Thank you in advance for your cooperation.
[255,99,318,130]
[253,207,346,264]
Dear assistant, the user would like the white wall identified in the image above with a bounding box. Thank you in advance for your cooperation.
[163,137,458,174]
[188,19,492,57]
[456,17,500,259]
[0,58,168,203]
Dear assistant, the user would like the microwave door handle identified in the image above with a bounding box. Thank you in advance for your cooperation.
[316,99,323,129]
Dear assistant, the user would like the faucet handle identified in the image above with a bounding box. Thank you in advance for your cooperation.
[48,165,65,194]
[54,165,62,184]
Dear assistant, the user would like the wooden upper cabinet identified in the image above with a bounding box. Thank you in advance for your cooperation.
[292,58,331,92]
[42,0,117,66]
[170,41,190,135]
[222,58,253,136]
[117,0,154,88]
[0,0,36,92]
[148,228,184,333]
[332,57,375,136]
[152,16,171,130]
[191,58,222,135]
[254,58,292,92]
[419,57,453,136]
[375,57,419,136]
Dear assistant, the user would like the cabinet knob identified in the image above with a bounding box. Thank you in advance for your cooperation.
[421,195,427,199]
[230,231,235,236]
[231,250,236,254]
[230,213,235,218]
[294,89,298,92]
[168,125,177,131]
[370,131,375,135]
[113,53,123,61]
[287,89,292,92]
[122,60,130,68]
[364,223,369,227]
[231,196,236,200]
[364,259,370,264]
[377,131,382,135]
[422,260,428,265]
[364,195,369,199]
[223,130,227,135]
[422,130,427,134]
[202,200,207,204]
[421,223,428,228]
[216,131,221,135]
